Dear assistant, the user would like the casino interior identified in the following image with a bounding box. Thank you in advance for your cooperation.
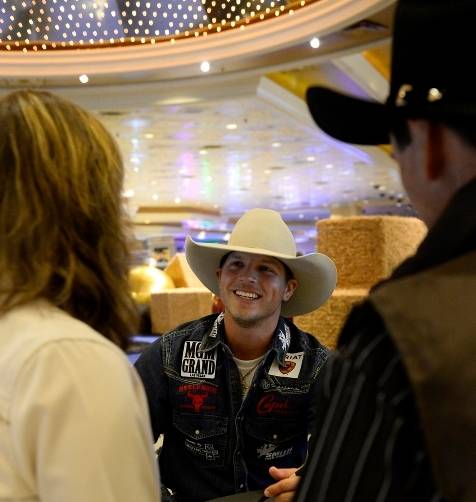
[0,0,427,352]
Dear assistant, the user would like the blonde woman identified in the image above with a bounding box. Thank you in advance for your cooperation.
[0,90,160,501]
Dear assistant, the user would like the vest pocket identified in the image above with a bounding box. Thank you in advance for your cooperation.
[173,412,228,467]
[243,417,308,468]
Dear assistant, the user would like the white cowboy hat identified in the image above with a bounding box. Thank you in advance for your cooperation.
[185,208,337,317]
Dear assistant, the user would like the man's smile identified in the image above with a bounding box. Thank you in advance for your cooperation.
[233,289,260,300]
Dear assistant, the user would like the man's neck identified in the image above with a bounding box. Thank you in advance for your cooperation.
[223,311,279,360]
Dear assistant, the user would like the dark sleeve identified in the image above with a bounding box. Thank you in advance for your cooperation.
[306,345,330,438]
[295,305,440,502]
[135,339,169,441]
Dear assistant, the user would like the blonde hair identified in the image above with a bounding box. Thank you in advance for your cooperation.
[0,90,137,349]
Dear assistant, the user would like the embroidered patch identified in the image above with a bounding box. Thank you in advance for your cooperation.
[268,351,304,378]
[277,324,290,352]
[177,383,218,413]
[209,312,224,338]
[257,443,293,461]
[181,341,217,379]
[185,439,220,461]
[256,393,293,416]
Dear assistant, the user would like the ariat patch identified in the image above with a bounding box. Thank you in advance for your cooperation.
[181,341,217,379]
[268,351,304,378]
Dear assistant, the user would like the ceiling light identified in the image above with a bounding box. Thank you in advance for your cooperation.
[199,149,208,155]
[152,194,159,200]
[272,142,281,148]
[310,37,320,49]
[306,156,316,162]
[226,123,238,130]
[174,197,181,204]
[200,60,210,72]
[79,73,89,83]
[144,133,155,139]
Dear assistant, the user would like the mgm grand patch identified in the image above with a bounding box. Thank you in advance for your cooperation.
[181,341,217,379]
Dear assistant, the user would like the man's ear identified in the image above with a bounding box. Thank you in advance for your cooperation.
[409,119,445,181]
[216,268,222,281]
[283,279,298,302]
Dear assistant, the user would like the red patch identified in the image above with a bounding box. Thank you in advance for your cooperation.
[178,384,217,413]
[279,361,296,374]
[187,390,209,412]
[257,394,292,416]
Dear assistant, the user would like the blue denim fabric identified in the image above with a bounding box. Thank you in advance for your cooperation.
[135,313,329,501]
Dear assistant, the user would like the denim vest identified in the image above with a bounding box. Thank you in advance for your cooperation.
[135,313,329,501]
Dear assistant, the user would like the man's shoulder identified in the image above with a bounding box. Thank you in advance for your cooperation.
[287,319,329,353]
[135,314,220,369]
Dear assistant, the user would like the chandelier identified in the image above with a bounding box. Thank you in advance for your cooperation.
[0,0,319,51]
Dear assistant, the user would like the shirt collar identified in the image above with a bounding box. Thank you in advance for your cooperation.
[271,317,292,366]
[199,312,225,352]
[200,313,291,366]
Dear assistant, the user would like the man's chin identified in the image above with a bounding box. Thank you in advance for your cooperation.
[231,313,262,328]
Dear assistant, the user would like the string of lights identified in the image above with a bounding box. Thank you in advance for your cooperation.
[0,0,320,51]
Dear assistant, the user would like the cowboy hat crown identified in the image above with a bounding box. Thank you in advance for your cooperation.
[306,0,476,145]
[185,208,336,317]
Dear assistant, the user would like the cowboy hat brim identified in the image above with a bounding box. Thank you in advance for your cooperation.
[185,236,337,317]
[306,86,391,146]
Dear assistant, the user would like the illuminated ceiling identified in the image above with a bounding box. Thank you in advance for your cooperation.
[1,0,317,50]
[0,0,406,251]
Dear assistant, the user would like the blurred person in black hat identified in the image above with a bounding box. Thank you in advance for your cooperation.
[287,0,476,501]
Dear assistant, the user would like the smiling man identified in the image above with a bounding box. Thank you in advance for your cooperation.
[135,208,336,501]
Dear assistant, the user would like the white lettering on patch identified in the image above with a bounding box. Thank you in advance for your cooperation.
[257,443,293,460]
[185,439,220,461]
[181,341,217,379]
[268,351,304,379]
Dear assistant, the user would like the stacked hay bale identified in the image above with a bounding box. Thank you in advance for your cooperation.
[150,253,212,334]
[294,216,427,348]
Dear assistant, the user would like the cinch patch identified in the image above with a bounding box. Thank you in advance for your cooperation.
[268,352,304,378]
[181,341,217,379]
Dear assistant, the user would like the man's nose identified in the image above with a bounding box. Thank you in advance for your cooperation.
[242,265,258,282]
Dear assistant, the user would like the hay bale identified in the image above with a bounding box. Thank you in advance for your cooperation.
[317,216,427,289]
[150,288,213,334]
[165,252,205,288]
[294,289,369,349]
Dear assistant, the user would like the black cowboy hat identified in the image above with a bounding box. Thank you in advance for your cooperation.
[306,0,476,145]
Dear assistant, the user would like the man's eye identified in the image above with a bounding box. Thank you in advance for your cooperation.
[261,266,275,273]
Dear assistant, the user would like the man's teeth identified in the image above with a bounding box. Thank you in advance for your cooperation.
[235,290,259,299]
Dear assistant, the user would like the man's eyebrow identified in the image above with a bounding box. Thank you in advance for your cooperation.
[259,257,281,267]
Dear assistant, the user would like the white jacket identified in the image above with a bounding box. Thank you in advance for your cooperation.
[0,300,160,501]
